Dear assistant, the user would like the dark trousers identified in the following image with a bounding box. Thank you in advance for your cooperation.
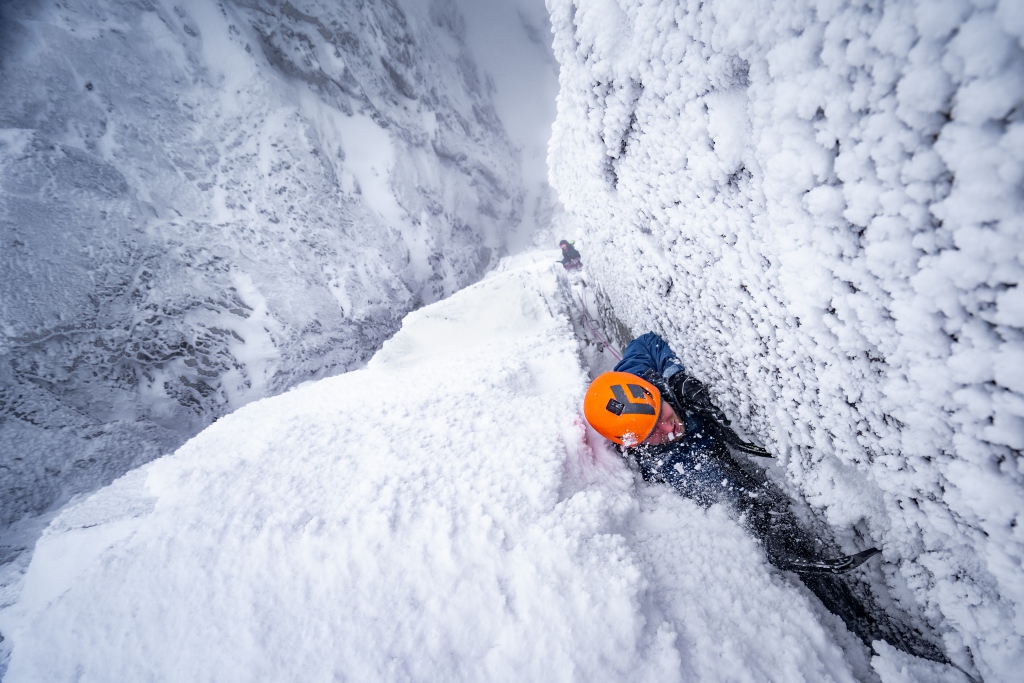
[632,429,946,663]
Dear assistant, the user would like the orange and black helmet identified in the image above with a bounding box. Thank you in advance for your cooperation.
[583,372,661,446]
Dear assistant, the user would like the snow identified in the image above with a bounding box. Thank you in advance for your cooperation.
[547,1,1023,680]
[1,254,880,682]
[0,0,528,527]
[1,0,1020,680]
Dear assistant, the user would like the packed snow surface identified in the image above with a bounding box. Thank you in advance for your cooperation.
[547,0,1023,680]
[0,254,912,682]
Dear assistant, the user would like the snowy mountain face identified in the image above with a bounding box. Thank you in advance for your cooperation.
[0,0,523,526]
[547,0,1023,679]
[0,254,904,682]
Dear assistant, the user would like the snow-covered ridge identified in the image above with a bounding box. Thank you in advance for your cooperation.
[1,253,892,682]
[547,1,1023,679]
[0,0,524,525]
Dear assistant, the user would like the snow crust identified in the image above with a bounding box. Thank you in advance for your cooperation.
[0,0,525,525]
[0,254,867,682]
[546,1,1023,679]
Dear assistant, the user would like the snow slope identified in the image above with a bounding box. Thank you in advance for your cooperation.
[547,1,1023,680]
[0,254,891,682]
[0,0,525,526]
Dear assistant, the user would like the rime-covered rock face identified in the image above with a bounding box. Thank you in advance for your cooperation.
[0,0,522,525]
[548,0,1023,679]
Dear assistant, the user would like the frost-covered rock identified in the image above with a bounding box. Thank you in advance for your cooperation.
[0,0,523,525]
[547,0,1023,679]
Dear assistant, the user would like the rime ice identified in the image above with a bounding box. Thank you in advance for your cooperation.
[548,1,1023,680]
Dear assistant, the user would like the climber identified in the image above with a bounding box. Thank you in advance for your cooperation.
[583,332,739,506]
[583,332,879,569]
[558,240,582,270]
[581,333,962,665]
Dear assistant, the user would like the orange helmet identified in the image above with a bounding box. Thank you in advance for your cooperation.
[583,372,661,446]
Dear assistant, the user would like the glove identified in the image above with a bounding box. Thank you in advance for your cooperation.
[669,373,730,425]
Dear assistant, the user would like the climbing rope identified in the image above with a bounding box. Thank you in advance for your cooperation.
[573,288,622,361]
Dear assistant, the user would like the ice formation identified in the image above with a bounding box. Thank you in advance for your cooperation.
[547,0,1023,679]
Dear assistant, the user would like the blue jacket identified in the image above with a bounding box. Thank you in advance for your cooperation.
[613,333,735,505]
[613,332,685,381]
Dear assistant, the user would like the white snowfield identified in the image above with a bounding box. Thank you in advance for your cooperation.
[1,254,944,682]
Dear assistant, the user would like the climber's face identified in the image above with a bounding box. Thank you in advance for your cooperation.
[643,401,684,445]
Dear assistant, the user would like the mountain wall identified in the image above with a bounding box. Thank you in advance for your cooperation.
[0,0,523,525]
[547,0,1023,679]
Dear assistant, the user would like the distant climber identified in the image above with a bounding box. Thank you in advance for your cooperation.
[583,332,949,665]
[558,240,582,270]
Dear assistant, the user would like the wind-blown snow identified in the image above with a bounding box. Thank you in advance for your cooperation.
[0,0,525,526]
[0,254,878,682]
[547,1,1023,680]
